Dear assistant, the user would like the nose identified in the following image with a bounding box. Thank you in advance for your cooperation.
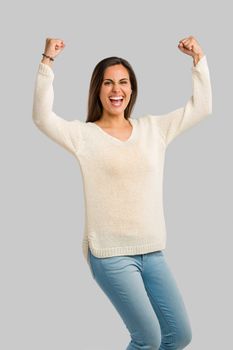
[112,83,121,93]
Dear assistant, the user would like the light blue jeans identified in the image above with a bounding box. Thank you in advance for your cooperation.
[88,247,192,350]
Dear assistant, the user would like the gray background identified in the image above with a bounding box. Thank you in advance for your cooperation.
[1,0,232,349]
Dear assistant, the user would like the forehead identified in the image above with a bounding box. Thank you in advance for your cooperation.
[103,64,129,79]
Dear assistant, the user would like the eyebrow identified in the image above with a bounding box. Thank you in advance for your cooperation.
[103,78,129,82]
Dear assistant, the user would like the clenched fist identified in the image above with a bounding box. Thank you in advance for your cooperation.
[44,38,66,58]
[178,36,204,66]
[41,38,66,66]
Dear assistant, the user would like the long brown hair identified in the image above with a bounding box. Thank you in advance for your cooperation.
[86,56,138,123]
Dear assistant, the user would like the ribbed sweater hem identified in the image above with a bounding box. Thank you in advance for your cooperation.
[83,240,166,262]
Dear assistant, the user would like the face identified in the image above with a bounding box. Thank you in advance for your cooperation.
[99,64,132,119]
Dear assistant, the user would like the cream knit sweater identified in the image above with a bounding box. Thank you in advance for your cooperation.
[32,55,212,266]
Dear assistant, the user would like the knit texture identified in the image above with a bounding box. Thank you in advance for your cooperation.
[32,55,212,267]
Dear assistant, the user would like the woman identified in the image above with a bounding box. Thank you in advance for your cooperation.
[32,36,212,349]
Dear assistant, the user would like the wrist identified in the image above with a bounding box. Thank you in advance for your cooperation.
[193,52,204,66]
[41,56,53,67]
[41,53,54,67]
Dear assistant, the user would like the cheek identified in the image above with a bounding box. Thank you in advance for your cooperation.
[99,90,107,104]
[126,88,132,99]
[100,87,110,99]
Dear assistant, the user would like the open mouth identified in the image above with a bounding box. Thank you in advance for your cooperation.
[109,96,124,107]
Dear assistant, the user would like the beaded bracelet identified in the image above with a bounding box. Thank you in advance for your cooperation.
[42,53,54,61]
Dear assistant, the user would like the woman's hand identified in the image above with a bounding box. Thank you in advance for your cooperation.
[41,38,66,66]
[178,36,205,66]
[43,37,66,59]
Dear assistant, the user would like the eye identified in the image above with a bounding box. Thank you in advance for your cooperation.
[121,81,128,84]
[104,81,111,85]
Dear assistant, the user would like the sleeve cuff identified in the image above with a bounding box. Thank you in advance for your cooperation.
[38,62,54,78]
[192,55,207,71]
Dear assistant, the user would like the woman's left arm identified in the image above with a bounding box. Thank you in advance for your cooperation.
[152,36,213,147]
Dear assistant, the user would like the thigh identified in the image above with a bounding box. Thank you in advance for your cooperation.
[142,251,192,346]
[88,248,162,347]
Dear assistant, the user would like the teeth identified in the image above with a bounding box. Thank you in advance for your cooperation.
[109,96,123,100]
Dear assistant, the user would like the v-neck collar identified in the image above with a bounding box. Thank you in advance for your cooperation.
[90,117,136,145]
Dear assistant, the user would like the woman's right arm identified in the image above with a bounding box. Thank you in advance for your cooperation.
[32,38,83,155]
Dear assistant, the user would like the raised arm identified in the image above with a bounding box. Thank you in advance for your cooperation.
[32,38,82,155]
[152,36,212,147]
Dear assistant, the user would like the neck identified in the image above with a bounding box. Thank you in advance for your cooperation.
[98,114,129,128]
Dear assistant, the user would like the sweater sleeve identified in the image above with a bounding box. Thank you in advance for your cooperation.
[32,62,83,155]
[150,55,212,147]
